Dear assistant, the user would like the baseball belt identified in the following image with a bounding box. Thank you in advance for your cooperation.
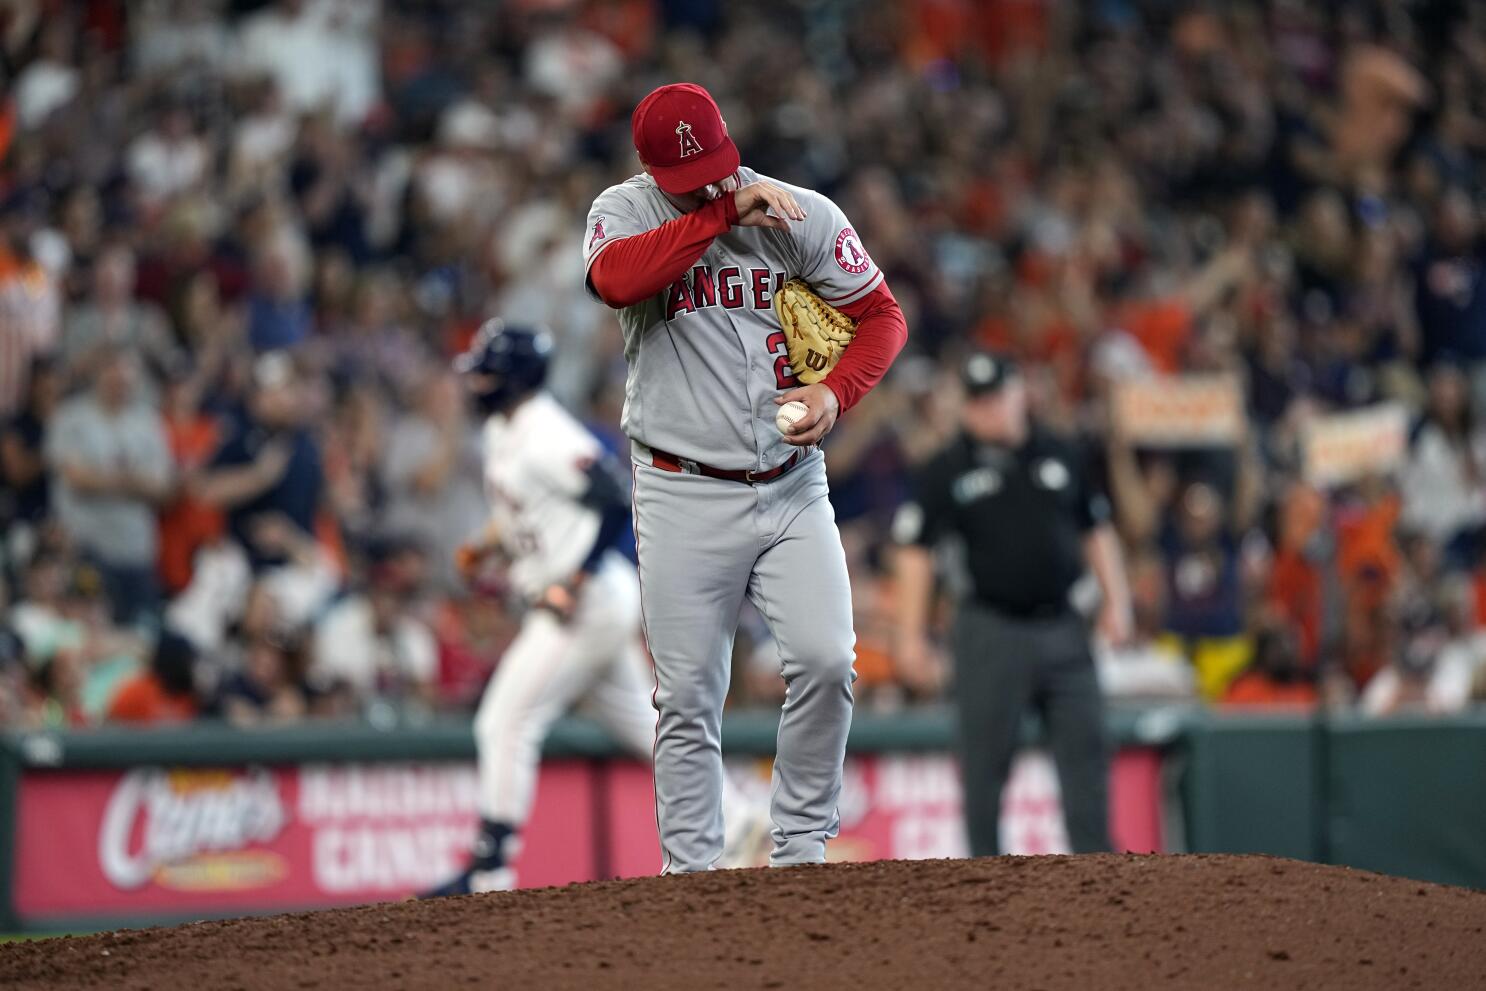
[650,448,801,485]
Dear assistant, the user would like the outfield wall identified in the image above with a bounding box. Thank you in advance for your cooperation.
[0,706,1480,931]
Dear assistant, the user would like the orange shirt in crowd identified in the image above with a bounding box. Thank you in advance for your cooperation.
[157,414,224,593]
[904,0,1049,68]
[1266,550,1322,664]
[1118,298,1192,374]
[1332,494,1402,687]
[107,674,199,724]
[1222,673,1318,709]
[1335,493,1402,594]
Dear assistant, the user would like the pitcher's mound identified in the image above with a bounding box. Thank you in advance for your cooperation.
[4,854,1485,990]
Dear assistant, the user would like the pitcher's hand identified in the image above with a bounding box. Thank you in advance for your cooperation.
[774,383,840,447]
[733,181,806,230]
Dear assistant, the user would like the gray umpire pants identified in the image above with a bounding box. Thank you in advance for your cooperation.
[953,601,1111,856]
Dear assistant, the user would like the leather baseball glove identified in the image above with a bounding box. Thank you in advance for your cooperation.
[772,279,857,385]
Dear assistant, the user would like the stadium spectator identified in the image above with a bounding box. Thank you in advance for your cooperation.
[60,243,178,394]
[1,0,1486,727]
[1400,361,1486,565]
[106,629,200,724]
[1412,188,1486,368]
[165,509,339,662]
[215,631,312,726]
[1095,549,1196,700]
[0,354,59,553]
[1222,619,1319,709]
[245,232,314,351]
[1107,424,1264,699]
[22,648,87,729]
[379,370,486,592]
[1264,484,1328,668]
[156,361,225,594]
[0,196,60,419]
[235,0,381,128]
[44,346,173,625]
[8,550,76,668]
[129,0,233,77]
[10,15,79,131]
[309,539,437,712]
[311,271,427,398]
[60,563,151,721]
[193,351,324,571]
[1361,574,1480,717]
[322,381,386,549]
[1335,482,1407,689]
[4,553,149,725]
[125,101,211,215]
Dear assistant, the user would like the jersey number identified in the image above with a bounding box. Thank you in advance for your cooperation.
[766,331,798,390]
[509,528,540,557]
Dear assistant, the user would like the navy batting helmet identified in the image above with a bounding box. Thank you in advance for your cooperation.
[454,319,553,414]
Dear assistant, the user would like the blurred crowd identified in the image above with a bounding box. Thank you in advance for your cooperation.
[2,0,1485,730]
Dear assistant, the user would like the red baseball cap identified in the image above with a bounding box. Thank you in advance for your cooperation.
[631,83,740,195]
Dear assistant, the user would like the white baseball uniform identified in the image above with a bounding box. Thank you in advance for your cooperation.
[472,391,655,829]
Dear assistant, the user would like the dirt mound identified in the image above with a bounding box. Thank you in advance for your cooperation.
[4,854,1484,990]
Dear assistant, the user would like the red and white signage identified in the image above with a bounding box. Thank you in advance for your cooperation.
[1112,374,1245,447]
[1302,402,1409,487]
[15,762,596,921]
[12,750,1163,925]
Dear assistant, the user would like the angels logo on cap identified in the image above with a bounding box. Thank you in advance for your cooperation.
[632,83,740,194]
[676,121,703,158]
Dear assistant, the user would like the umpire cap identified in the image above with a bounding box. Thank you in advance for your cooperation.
[961,351,1019,396]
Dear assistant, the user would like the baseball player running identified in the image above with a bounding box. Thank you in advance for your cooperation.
[583,82,908,871]
[427,320,768,895]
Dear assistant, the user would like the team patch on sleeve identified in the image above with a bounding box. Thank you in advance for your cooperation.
[588,217,608,252]
[834,227,871,275]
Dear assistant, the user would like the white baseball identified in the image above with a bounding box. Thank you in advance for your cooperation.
[775,400,809,434]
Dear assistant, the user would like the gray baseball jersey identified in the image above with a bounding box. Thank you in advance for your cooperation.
[584,167,880,872]
[584,167,882,469]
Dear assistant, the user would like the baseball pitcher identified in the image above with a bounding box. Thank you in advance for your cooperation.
[584,82,908,871]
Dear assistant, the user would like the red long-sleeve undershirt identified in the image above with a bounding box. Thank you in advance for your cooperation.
[587,195,738,308]
[587,199,907,412]
[825,281,908,411]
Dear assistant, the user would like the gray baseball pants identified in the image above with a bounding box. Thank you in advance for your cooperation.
[632,450,856,871]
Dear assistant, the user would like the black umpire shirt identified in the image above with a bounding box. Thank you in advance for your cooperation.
[894,427,1111,614]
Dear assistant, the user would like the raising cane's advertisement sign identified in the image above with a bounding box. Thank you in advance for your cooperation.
[13,762,594,922]
[11,750,1163,925]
